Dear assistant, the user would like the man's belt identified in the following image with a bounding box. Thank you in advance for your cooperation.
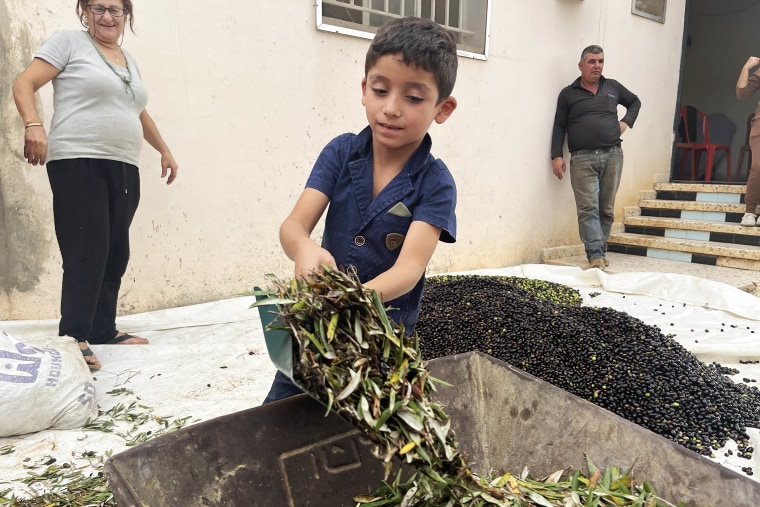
[571,146,619,156]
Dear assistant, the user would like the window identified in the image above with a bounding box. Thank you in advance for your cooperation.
[316,0,491,60]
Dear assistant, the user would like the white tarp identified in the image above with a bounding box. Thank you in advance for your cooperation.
[0,265,759,499]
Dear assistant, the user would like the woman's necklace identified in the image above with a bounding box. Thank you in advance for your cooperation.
[84,31,134,99]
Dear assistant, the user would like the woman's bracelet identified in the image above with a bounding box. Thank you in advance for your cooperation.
[25,123,43,129]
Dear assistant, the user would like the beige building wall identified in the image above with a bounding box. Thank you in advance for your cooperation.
[0,0,686,320]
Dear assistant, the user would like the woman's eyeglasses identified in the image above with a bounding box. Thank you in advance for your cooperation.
[87,4,127,17]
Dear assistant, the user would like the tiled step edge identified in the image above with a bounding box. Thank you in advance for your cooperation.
[609,232,760,259]
[624,216,760,238]
[653,182,747,193]
[638,200,746,213]
[608,232,760,270]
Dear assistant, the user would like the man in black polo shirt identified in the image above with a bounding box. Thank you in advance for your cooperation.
[551,45,641,270]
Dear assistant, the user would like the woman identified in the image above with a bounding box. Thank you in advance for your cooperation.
[736,56,760,227]
[12,1,178,370]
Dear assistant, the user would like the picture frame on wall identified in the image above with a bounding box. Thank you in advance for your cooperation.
[632,0,666,24]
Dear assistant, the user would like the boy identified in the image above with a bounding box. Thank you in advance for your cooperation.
[263,16,459,403]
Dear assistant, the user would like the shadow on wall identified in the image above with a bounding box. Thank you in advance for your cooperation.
[0,3,51,298]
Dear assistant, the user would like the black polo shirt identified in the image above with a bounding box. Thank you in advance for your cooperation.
[551,75,641,159]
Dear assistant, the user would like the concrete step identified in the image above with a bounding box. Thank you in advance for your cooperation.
[638,199,745,214]
[653,182,747,194]
[623,215,760,239]
[607,232,760,269]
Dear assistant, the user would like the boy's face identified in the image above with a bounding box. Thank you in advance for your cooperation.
[362,54,456,153]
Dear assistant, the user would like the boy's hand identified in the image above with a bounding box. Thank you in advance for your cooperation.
[293,242,337,279]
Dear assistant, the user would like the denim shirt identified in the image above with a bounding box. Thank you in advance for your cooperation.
[306,126,457,331]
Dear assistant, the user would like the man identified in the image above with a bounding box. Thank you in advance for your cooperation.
[551,45,641,270]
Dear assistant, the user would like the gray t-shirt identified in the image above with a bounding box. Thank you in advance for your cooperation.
[35,30,148,166]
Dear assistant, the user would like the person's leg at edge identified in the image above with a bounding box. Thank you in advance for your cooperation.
[569,153,605,261]
[89,162,145,345]
[262,370,304,404]
[598,147,624,261]
[743,121,760,225]
[47,159,110,367]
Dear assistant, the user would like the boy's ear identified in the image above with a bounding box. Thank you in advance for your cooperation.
[434,96,457,124]
[361,77,368,106]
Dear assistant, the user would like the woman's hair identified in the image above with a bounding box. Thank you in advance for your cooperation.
[77,1,135,33]
[365,17,458,103]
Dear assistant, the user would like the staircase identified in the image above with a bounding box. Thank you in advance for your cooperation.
[608,175,760,270]
[542,173,760,296]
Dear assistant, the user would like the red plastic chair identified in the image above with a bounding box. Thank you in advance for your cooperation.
[676,108,732,181]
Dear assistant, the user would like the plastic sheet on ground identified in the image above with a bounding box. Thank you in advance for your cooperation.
[1,265,759,499]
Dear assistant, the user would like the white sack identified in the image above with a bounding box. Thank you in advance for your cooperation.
[0,332,98,437]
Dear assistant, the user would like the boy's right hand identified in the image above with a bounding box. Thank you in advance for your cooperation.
[293,242,337,279]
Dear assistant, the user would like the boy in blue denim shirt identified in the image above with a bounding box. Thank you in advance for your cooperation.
[263,16,459,403]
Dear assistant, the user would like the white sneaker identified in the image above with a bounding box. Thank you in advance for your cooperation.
[740,213,758,227]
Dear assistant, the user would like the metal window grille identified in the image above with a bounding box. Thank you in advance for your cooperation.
[317,0,490,60]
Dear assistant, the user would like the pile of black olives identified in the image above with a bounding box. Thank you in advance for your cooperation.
[416,275,760,461]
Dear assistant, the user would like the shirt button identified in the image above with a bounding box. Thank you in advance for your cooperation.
[346,265,358,277]
[354,236,366,247]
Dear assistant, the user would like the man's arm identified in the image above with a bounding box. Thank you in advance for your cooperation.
[550,90,569,160]
[617,82,641,128]
[550,91,569,180]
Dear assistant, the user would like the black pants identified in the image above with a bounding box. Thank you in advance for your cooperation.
[47,159,140,344]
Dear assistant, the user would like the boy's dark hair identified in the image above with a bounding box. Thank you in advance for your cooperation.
[365,17,458,103]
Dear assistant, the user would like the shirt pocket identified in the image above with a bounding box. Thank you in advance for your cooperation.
[379,212,413,233]
[607,94,618,113]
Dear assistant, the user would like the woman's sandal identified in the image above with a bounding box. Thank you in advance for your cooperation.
[107,332,149,345]
[79,342,102,371]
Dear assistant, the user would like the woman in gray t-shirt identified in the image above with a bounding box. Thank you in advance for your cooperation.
[12,0,179,370]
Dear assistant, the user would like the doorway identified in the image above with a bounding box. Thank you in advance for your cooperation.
[672,0,760,183]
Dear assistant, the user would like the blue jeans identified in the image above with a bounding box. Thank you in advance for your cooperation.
[569,147,623,261]
[262,370,303,404]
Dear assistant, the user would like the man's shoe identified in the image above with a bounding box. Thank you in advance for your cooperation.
[741,213,758,227]
[589,257,606,270]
